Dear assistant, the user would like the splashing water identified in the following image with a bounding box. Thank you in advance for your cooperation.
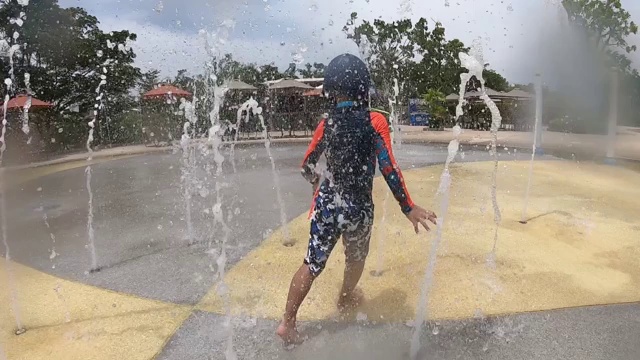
[1,178,25,334]
[209,83,238,360]
[411,44,494,357]
[244,98,291,246]
[229,99,254,173]
[22,73,31,135]
[202,23,237,359]
[54,283,71,323]
[409,125,461,360]
[399,0,412,15]
[520,74,543,223]
[38,206,58,268]
[180,94,198,245]
[1,6,27,334]
[292,44,308,66]
[389,78,402,147]
[85,55,111,273]
[372,190,390,276]
[464,43,503,266]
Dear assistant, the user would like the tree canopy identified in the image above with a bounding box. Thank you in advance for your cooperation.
[563,0,638,72]
[0,0,141,114]
[342,12,512,100]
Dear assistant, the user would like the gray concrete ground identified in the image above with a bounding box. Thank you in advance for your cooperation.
[3,142,638,359]
[159,303,640,360]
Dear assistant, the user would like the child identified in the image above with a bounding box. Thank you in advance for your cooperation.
[276,53,437,345]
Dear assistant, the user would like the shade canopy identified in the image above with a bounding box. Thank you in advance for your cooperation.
[504,88,534,99]
[225,79,257,91]
[1,94,53,109]
[268,79,313,90]
[143,85,192,99]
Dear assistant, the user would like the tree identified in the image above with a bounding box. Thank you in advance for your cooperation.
[563,0,637,53]
[343,13,504,101]
[0,0,142,148]
[258,64,282,82]
[481,69,510,92]
[423,89,448,127]
[559,0,640,132]
[283,63,297,78]
[408,19,468,96]
[298,62,325,78]
[139,69,161,93]
[343,12,415,97]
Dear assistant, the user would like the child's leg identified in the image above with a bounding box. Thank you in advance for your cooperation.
[337,259,366,310]
[277,263,315,344]
[338,204,374,310]
[277,188,339,344]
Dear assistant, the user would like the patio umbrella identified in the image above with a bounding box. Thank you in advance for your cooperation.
[504,88,534,99]
[464,87,505,98]
[268,79,313,90]
[225,79,257,91]
[142,84,192,99]
[445,93,460,101]
[2,94,54,110]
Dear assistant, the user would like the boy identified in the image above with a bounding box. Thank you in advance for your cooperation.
[276,54,437,345]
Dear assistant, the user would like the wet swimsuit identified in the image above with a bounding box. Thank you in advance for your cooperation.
[301,102,415,276]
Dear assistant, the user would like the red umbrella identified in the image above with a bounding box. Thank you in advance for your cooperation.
[1,94,54,110]
[142,85,192,99]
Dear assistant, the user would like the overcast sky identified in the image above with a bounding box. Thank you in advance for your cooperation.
[58,0,640,84]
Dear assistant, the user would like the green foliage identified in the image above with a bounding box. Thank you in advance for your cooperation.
[562,0,637,53]
[481,70,510,92]
[563,0,638,72]
[0,0,142,151]
[298,63,325,78]
[560,0,640,130]
[0,0,141,114]
[423,89,447,120]
[343,13,505,99]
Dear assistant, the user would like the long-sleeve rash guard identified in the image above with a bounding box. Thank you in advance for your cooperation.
[301,106,415,214]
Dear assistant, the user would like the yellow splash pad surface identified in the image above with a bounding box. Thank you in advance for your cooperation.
[0,259,191,360]
[199,160,640,321]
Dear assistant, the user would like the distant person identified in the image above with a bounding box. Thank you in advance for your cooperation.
[276,53,437,345]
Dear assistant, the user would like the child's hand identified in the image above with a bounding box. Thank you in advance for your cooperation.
[406,205,437,233]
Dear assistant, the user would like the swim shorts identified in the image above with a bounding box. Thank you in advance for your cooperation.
[304,181,374,276]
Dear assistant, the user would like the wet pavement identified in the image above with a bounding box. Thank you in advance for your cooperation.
[2,142,639,359]
[3,143,544,304]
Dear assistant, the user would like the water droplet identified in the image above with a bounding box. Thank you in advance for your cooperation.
[356,312,368,322]
[328,19,334,26]
[280,41,286,46]
[507,3,513,11]
[154,1,164,13]
[309,3,318,11]
[432,322,440,335]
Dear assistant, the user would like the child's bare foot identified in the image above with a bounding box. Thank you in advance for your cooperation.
[337,287,365,313]
[276,320,303,347]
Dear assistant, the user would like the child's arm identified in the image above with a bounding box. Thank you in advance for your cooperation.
[300,118,327,185]
[370,112,415,214]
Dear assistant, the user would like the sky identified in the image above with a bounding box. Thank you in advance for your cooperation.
[57,0,640,85]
